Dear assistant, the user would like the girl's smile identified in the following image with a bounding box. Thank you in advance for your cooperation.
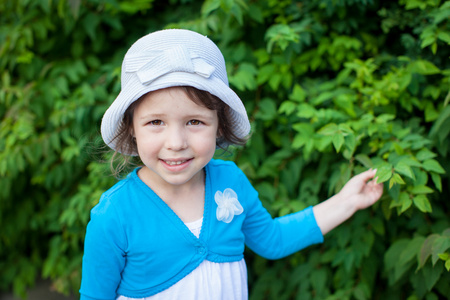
[132,87,219,193]
[160,158,193,172]
[162,159,191,166]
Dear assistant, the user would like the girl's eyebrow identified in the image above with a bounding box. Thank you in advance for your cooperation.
[138,113,166,120]
[186,113,216,120]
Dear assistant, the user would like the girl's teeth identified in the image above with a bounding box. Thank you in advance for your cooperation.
[165,160,186,165]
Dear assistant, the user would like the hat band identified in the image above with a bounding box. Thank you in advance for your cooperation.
[124,45,216,86]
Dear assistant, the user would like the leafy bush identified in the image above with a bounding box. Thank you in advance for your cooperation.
[1,0,449,299]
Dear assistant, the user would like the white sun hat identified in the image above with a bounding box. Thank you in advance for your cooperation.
[101,29,251,155]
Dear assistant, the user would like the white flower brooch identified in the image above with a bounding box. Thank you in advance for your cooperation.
[215,188,244,223]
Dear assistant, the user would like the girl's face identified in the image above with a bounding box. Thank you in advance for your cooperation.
[132,87,219,190]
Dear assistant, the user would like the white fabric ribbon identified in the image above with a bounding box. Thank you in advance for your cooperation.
[125,45,216,85]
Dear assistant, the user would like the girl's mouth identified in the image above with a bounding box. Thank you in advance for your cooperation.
[162,159,190,166]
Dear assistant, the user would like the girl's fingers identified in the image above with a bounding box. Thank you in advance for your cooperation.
[355,169,377,183]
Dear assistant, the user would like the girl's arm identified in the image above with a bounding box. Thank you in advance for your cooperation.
[80,197,126,300]
[313,169,383,235]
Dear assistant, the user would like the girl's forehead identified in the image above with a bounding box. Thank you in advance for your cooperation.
[134,88,216,118]
[139,87,203,108]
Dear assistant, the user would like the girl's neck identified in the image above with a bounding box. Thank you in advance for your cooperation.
[138,166,205,195]
[137,166,205,222]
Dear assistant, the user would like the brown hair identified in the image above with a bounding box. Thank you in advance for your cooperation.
[108,86,248,176]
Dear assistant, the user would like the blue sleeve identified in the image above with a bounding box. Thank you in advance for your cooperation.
[79,195,126,300]
[240,171,324,260]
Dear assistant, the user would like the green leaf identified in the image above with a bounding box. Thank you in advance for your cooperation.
[421,35,436,49]
[384,239,412,282]
[405,0,429,9]
[268,73,282,90]
[82,13,100,41]
[310,268,327,292]
[416,148,437,161]
[278,101,296,115]
[355,154,374,168]
[422,159,445,174]
[289,84,306,102]
[425,102,439,122]
[265,24,299,52]
[413,195,432,213]
[247,3,263,23]
[431,236,450,265]
[296,103,316,118]
[292,123,314,135]
[410,60,441,75]
[316,135,333,151]
[397,156,423,168]
[438,253,449,261]
[332,134,345,153]
[338,123,353,135]
[376,114,396,123]
[229,62,258,91]
[430,172,442,192]
[256,64,276,84]
[353,282,370,300]
[312,91,334,106]
[318,123,338,135]
[292,134,307,149]
[418,234,439,270]
[392,173,405,185]
[390,191,407,209]
[254,98,277,121]
[400,193,413,213]
[399,237,425,266]
[422,263,443,291]
[395,162,415,180]
[429,105,450,142]
[376,165,393,184]
[201,0,221,15]
[437,31,450,43]
[344,133,356,157]
[230,1,245,25]
[411,185,434,194]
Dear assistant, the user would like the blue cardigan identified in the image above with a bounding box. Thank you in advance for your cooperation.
[79,159,323,300]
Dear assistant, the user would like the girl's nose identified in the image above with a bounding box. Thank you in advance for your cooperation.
[165,127,188,151]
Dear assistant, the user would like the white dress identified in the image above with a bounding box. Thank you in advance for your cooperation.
[117,218,248,300]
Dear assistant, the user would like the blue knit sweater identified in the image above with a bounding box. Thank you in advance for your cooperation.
[79,159,323,300]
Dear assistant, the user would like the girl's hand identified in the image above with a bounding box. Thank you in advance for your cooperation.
[338,169,384,211]
[313,169,384,235]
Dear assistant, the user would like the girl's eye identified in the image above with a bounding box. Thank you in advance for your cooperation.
[188,120,202,125]
[149,120,163,126]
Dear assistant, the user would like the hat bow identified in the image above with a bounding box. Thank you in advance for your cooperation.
[125,45,216,85]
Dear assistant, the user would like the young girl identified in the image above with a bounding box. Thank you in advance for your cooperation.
[80,29,383,300]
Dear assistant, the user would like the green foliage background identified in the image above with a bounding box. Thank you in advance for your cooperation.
[1,0,449,299]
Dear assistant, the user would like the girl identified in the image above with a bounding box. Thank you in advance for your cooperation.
[80,29,383,300]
